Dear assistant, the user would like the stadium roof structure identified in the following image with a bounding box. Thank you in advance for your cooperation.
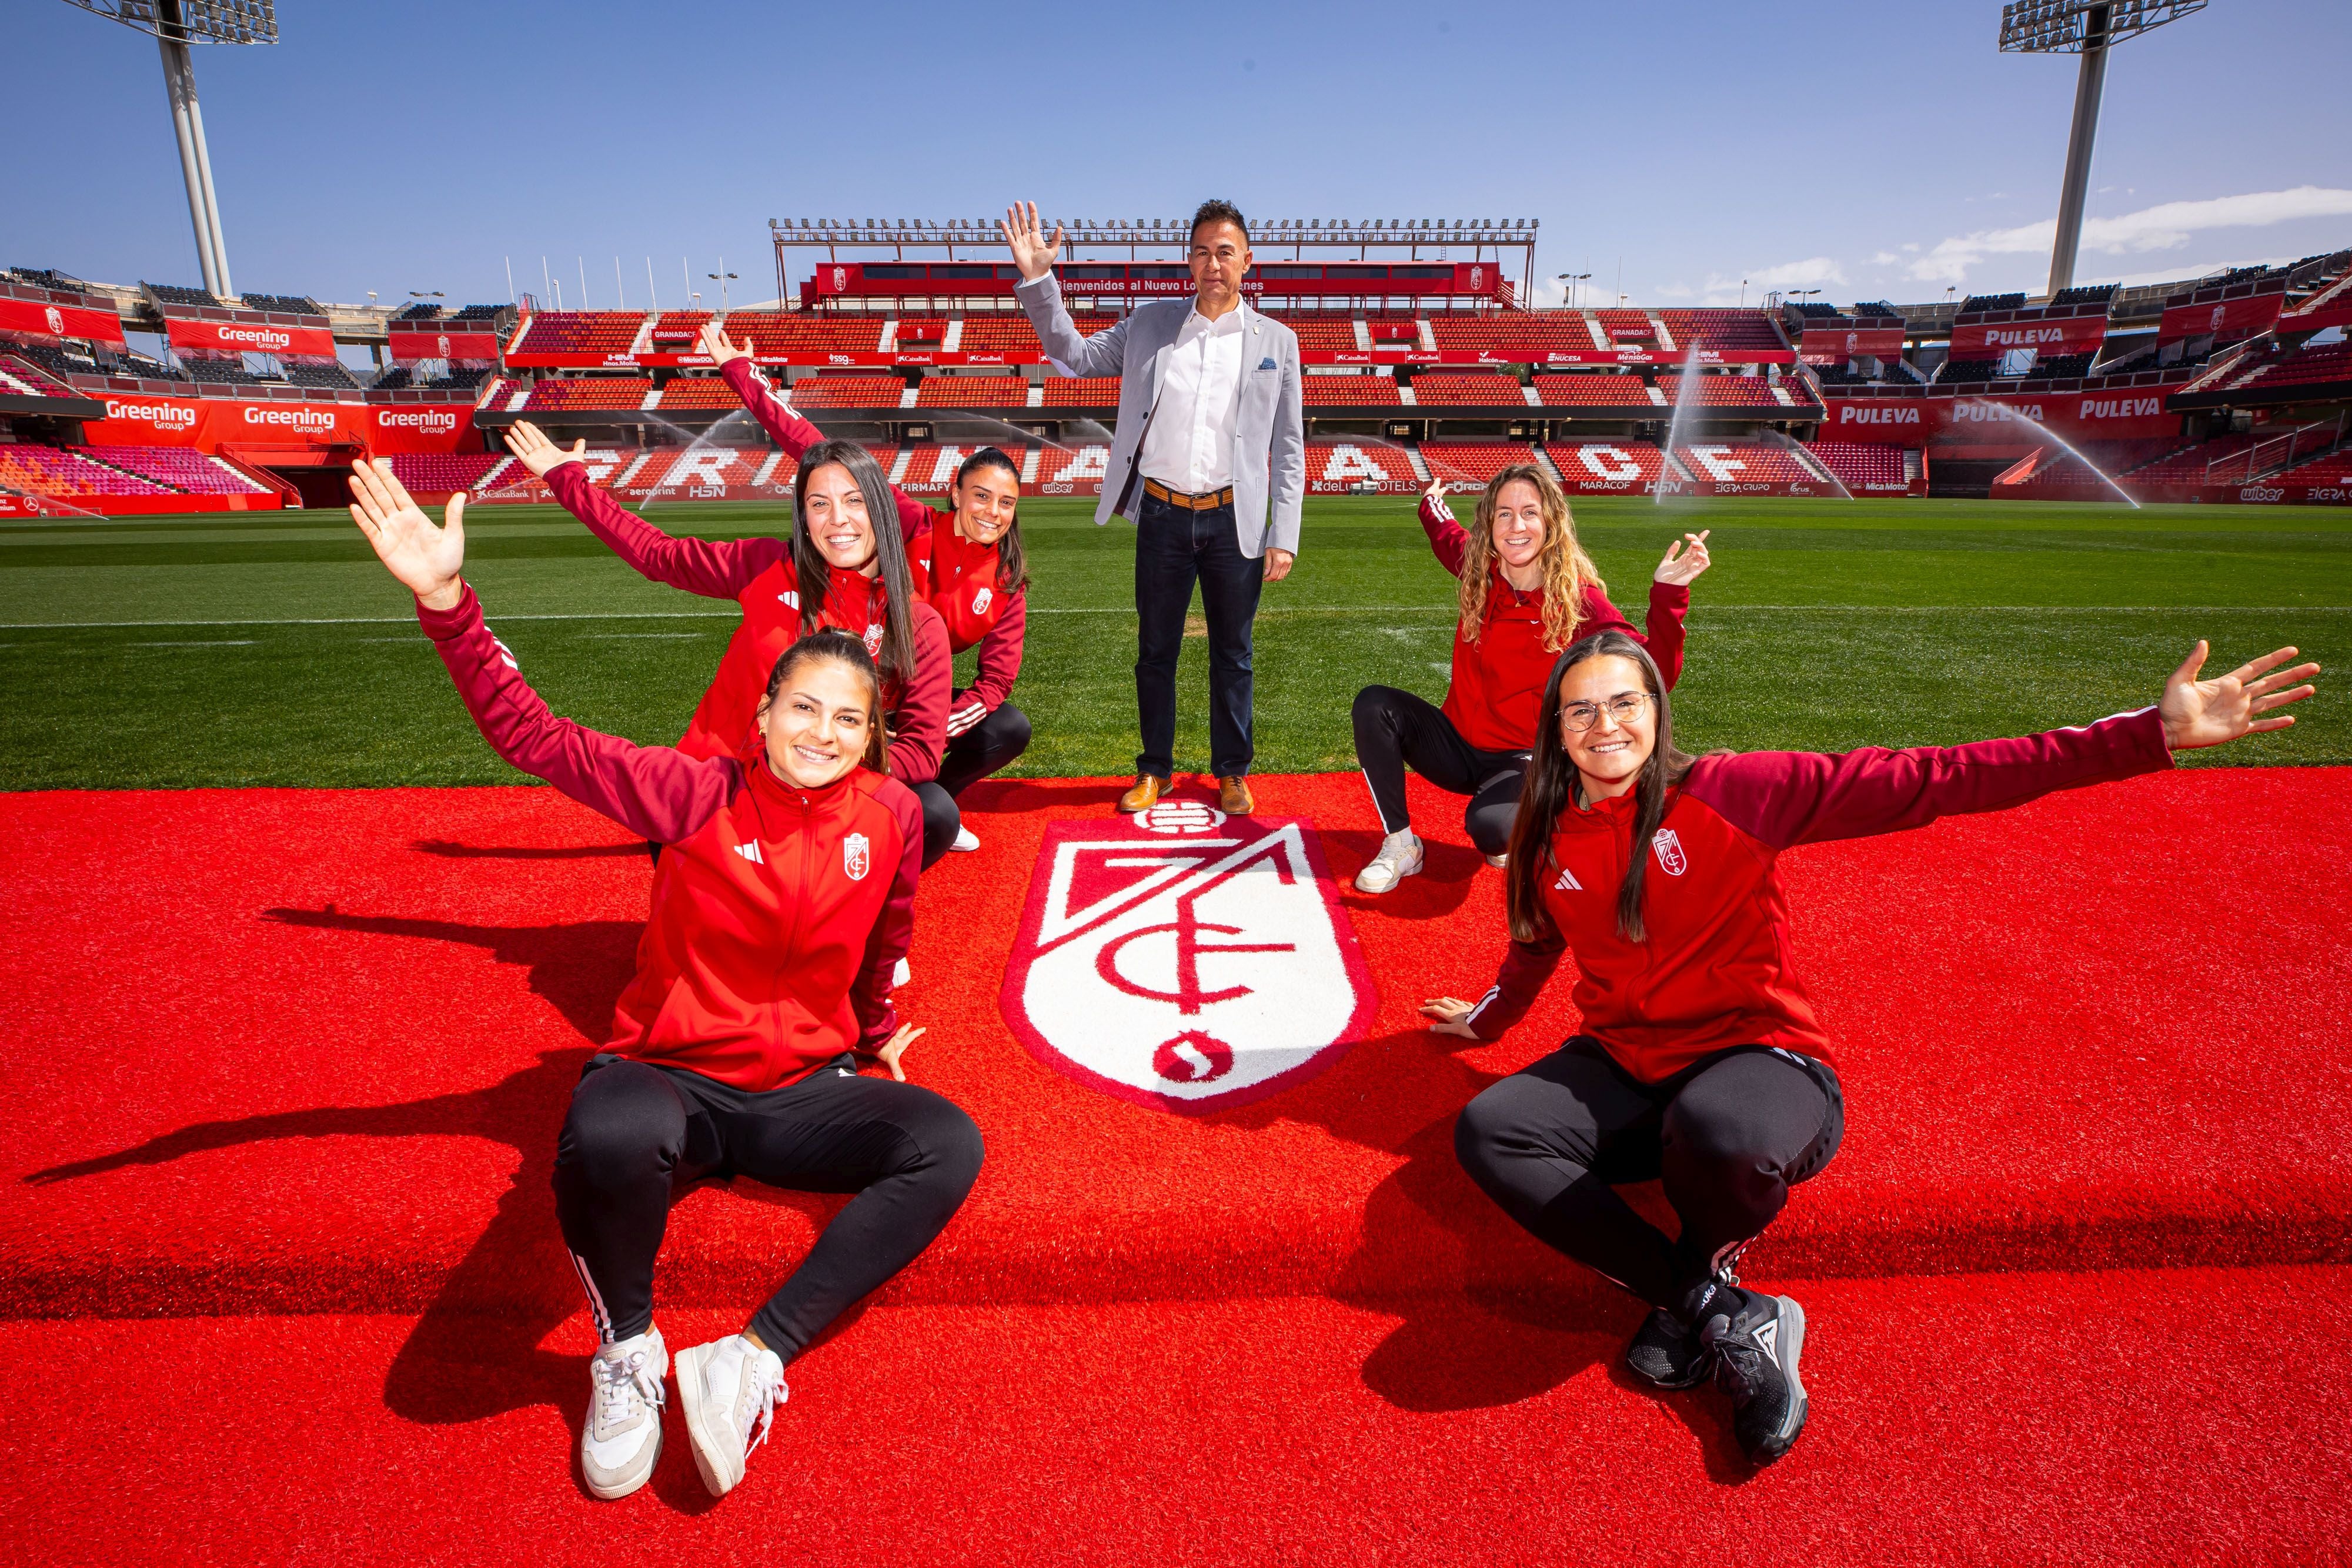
[59,0,275,41]
[769,217,1541,311]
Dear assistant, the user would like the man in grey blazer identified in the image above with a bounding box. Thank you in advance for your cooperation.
[1001,198,1305,815]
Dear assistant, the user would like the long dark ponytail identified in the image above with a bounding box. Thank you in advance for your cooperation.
[953,445,1030,594]
[1504,630,1696,945]
[791,439,918,690]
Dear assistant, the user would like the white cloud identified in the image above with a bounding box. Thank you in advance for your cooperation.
[1649,281,1695,299]
[1868,250,1901,265]
[1909,186,2352,283]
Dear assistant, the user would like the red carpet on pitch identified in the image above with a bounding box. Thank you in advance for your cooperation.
[1,769,2348,1560]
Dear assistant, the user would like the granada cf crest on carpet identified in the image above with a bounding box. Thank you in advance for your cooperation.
[1000,802,1377,1114]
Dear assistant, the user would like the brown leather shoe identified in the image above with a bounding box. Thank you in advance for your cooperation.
[1217,775,1254,815]
[1118,774,1164,813]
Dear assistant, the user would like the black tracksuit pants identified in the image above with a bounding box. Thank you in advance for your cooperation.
[1352,684,1531,857]
[910,702,1032,867]
[1454,1037,1843,1311]
[553,1054,983,1361]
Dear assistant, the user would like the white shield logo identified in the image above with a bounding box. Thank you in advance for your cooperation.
[972,586,993,616]
[863,621,883,656]
[45,306,64,335]
[1652,828,1687,876]
[843,832,871,881]
[438,333,452,357]
[1001,814,1375,1115]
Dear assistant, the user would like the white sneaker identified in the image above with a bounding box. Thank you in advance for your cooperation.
[1353,829,1425,894]
[580,1326,667,1500]
[1485,852,1508,868]
[892,957,911,987]
[676,1333,787,1499]
[950,825,981,852]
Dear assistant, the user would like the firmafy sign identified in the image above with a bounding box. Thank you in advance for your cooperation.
[1000,803,1377,1115]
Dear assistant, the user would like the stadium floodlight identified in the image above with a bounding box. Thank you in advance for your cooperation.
[2000,0,2206,294]
[62,0,275,298]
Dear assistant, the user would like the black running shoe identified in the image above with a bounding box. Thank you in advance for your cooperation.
[1625,1309,1712,1390]
[1700,1292,1808,1465]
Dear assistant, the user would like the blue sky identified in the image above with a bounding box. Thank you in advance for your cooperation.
[8,0,2348,314]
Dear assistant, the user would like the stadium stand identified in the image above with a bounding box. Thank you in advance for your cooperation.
[647,311,713,345]
[1655,373,1795,409]
[0,444,175,497]
[1937,358,2003,384]
[1545,440,1668,490]
[914,376,1027,407]
[1365,317,1418,343]
[2233,341,2352,391]
[1958,293,2027,315]
[725,313,889,354]
[1805,442,1908,491]
[143,281,220,308]
[1593,310,1663,344]
[282,362,360,389]
[511,312,642,356]
[650,377,750,409]
[183,359,263,386]
[957,313,1121,353]
[385,453,506,494]
[1040,377,1120,407]
[2049,283,2120,308]
[393,302,444,322]
[895,443,1027,496]
[894,319,949,345]
[2023,352,2097,380]
[1304,440,1418,492]
[1409,372,1528,405]
[1428,313,1597,353]
[236,292,324,316]
[785,375,907,409]
[1675,442,1818,484]
[1530,373,1659,407]
[1810,362,1896,386]
[12,342,110,381]
[78,446,270,495]
[1788,301,1842,319]
[632,446,779,490]
[520,376,652,410]
[0,355,77,397]
[451,303,505,321]
[2278,448,2352,484]
[1299,375,1399,406]
[2122,435,2260,482]
[1658,309,1785,353]
[5,266,88,292]
[1264,315,1359,352]
[1418,441,1541,484]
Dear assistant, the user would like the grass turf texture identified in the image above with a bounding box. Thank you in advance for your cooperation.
[0,494,2344,788]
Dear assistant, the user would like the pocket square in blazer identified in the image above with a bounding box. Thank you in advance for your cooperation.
[1256,356,1278,371]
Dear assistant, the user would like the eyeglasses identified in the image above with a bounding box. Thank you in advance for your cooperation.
[1559,692,1654,733]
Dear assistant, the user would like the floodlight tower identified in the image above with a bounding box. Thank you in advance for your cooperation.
[59,1,278,297]
[2000,0,2204,296]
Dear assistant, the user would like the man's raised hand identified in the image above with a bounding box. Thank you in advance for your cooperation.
[2159,641,2320,750]
[695,319,752,367]
[1000,201,1064,282]
[503,420,586,479]
[1654,529,1712,587]
[348,456,465,610]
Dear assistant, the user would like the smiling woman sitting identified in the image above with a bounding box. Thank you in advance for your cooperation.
[1348,464,1708,894]
[345,459,982,1504]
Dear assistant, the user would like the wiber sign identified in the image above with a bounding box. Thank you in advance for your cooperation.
[1000,804,1375,1114]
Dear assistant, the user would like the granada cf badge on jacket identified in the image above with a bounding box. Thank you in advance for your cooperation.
[1652,828,1688,875]
[1000,808,1375,1115]
[971,586,993,616]
[843,833,871,881]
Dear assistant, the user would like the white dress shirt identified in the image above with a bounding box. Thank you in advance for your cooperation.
[1138,303,1245,493]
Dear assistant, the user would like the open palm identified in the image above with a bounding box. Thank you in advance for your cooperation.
[349,457,465,609]
[1655,529,1712,586]
[2159,641,2320,749]
[999,200,1064,282]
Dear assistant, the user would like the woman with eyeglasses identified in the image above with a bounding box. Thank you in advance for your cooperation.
[1425,626,2317,1466]
[1348,464,1707,895]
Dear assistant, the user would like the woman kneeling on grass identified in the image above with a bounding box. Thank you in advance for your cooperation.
[693,320,1035,847]
[1349,465,1708,894]
[502,420,962,872]
[1425,628,2316,1465]
[348,459,983,1503]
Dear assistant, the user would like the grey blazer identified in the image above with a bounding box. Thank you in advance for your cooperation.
[1015,271,1305,556]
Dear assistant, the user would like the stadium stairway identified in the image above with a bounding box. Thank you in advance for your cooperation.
[2,773,2348,1560]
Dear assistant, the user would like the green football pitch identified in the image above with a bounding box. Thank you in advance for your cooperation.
[0,494,2343,789]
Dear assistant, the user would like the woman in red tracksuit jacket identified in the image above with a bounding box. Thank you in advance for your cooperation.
[1423,626,2318,1467]
[1349,462,1707,895]
[503,419,964,866]
[346,459,983,1505]
[699,320,1034,852]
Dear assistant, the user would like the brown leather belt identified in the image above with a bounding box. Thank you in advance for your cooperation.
[1142,478,1235,510]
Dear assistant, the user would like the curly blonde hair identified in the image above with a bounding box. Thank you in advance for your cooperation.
[1457,463,1603,651]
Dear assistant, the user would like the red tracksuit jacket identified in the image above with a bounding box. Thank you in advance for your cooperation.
[545,461,950,782]
[1418,492,1688,754]
[420,584,921,1091]
[1464,708,2176,1083]
[719,357,1027,734]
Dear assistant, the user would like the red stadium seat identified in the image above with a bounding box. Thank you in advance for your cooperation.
[1300,375,1399,406]
[1674,442,1816,484]
[71,446,269,495]
[1545,440,1668,492]
[1803,442,1907,492]
[1417,442,1541,485]
[1428,313,1596,353]
[1040,377,1118,407]
[1304,441,1418,492]
[521,377,653,411]
[1409,373,1528,406]
[0,444,177,497]
[1531,374,1660,409]
[511,312,644,356]
[914,376,1027,408]
[786,375,907,409]
[650,378,747,410]
[724,313,888,355]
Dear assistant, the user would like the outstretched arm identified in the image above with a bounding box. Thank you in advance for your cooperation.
[348,459,731,843]
[505,420,783,599]
[1417,479,1472,577]
[1691,642,2320,851]
[1003,200,1131,377]
[701,324,930,540]
[1422,931,1567,1042]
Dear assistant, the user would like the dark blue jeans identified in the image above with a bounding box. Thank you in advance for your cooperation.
[1134,493,1263,779]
